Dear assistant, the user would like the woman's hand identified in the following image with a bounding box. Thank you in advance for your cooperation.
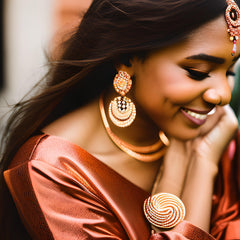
[152,105,238,232]
[181,105,238,231]
[153,105,238,195]
[195,105,238,167]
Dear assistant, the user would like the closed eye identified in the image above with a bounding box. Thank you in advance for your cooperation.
[183,67,210,81]
[226,70,235,77]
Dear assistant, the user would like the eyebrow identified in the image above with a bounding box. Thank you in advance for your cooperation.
[233,53,240,62]
[186,54,225,64]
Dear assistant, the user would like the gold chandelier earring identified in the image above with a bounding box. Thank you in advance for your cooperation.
[109,70,136,128]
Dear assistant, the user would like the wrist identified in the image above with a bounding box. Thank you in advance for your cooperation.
[181,156,217,231]
[193,155,219,179]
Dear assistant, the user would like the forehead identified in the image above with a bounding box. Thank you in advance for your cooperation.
[141,16,240,67]
[181,16,240,60]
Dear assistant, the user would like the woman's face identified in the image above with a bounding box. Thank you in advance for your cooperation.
[130,16,240,140]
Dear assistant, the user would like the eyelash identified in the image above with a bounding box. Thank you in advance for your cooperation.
[183,68,236,81]
[226,70,236,77]
[183,67,210,81]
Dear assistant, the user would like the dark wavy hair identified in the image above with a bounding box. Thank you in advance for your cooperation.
[0,0,236,238]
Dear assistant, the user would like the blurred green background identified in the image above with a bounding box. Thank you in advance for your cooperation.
[230,66,240,128]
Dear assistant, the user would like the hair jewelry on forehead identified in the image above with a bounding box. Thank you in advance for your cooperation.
[225,0,240,55]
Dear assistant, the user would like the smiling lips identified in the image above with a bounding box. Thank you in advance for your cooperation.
[181,108,210,126]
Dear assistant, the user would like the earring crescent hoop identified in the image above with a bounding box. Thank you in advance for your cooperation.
[109,71,136,128]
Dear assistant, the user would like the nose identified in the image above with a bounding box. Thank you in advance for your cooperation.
[202,77,232,106]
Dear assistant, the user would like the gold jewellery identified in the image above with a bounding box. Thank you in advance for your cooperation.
[99,95,169,162]
[109,71,136,127]
[225,0,240,55]
[143,193,185,229]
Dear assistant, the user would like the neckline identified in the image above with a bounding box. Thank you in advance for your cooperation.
[38,131,149,195]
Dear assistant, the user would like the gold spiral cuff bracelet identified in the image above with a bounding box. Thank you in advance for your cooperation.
[143,193,185,229]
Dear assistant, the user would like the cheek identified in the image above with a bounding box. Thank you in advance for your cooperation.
[157,67,204,103]
[228,75,235,91]
[134,66,202,108]
[133,68,180,123]
[134,69,166,109]
[163,81,203,104]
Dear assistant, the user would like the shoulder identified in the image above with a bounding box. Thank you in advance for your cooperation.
[41,98,115,157]
[8,133,98,170]
[42,99,102,149]
[5,132,107,199]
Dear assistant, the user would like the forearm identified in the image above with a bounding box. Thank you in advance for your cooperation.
[152,139,191,197]
[181,155,218,232]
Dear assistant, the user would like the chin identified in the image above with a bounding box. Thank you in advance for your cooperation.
[165,128,201,142]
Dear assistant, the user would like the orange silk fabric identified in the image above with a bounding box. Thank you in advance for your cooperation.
[4,132,240,239]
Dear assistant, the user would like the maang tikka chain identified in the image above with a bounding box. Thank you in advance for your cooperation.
[225,0,240,55]
[109,71,136,127]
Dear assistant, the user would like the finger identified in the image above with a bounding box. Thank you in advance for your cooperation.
[199,106,225,136]
[199,105,238,159]
[205,105,237,143]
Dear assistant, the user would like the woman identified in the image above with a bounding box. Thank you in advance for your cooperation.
[1,0,240,239]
